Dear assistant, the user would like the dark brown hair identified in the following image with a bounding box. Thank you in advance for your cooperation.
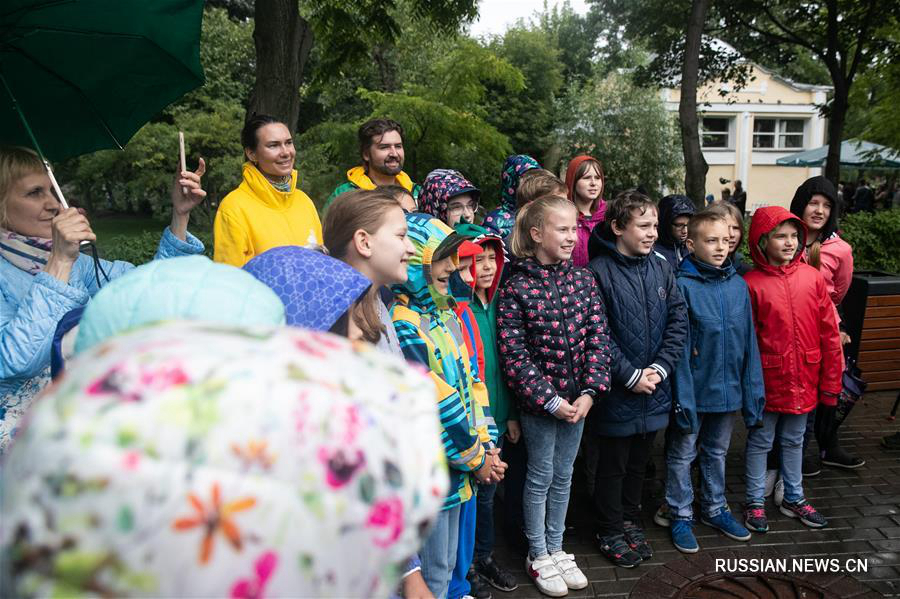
[358,118,404,163]
[605,190,657,233]
[241,114,284,150]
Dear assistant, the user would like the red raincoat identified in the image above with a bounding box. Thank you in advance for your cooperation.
[744,206,842,414]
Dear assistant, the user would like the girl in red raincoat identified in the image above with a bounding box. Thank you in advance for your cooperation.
[742,206,842,533]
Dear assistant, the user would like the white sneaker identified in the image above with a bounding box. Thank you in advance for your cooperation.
[550,550,588,590]
[774,477,784,507]
[526,554,569,597]
[764,469,778,498]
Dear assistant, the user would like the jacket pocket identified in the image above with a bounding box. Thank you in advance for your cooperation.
[761,353,783,369]
[804,349,821,364]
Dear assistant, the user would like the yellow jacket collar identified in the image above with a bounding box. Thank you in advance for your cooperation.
[241,162,299,210]
[346,165,414,192]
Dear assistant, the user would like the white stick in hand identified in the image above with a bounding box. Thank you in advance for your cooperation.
[178,131,188,196]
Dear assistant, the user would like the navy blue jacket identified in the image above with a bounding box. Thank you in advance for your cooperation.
[672,256,766,433]
[654,194,695,269]
[587,236,688,436]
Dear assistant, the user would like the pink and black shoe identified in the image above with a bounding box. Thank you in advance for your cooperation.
[780,499,827,528]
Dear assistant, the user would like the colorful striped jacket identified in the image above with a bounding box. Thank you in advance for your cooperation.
[391,214,487,509]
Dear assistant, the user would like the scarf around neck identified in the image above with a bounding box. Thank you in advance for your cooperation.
[0,228,52,275]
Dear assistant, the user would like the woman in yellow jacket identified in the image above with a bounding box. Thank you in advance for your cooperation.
[214,115,323,267]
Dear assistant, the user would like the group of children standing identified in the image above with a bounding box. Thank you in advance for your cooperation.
[325,154,848,599]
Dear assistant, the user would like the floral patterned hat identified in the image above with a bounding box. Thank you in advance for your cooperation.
[1,321,447,598]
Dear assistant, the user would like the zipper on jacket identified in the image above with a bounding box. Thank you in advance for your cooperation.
[717,276,727,410]
[784,275,800,411]
[549,273,579,402]
[637,260,650,435]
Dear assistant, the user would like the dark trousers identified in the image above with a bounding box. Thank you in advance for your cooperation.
[593,431,657,538]
[499,434,527,534]
[474,438,504,561]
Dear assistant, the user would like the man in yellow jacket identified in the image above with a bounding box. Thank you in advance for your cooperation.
[214,115,323,267]
[323,118,421,212]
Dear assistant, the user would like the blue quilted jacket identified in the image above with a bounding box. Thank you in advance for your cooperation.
[586,236,688,437]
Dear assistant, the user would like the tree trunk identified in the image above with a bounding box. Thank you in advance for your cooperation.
[679,0,711,208]
[247,0,314,133]
[825,81,848,185]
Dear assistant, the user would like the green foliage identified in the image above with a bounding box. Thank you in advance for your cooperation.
[298,35,522,207]
[840,209,900,274]
[485,28,563,161]
[97,229,214,265]
[556,72,683,197]
[60,8,253,220]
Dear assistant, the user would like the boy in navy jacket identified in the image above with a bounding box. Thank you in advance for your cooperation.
[666,209,765,554]
[587,191,688,568]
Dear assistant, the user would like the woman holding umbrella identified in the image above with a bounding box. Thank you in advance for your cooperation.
[0,145,208,454]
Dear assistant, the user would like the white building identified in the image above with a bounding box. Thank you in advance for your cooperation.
[662,61,831,212]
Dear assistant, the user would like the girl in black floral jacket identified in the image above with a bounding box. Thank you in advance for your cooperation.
[497,195,611,596]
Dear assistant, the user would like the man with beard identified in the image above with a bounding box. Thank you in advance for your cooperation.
[324,118,422,211]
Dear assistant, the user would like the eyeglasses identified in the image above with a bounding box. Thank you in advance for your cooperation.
[447,201,478,216]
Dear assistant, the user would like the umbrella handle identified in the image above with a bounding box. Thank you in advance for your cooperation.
[43,160,89,247]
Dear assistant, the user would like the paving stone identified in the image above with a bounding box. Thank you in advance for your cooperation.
[490,390,900,597]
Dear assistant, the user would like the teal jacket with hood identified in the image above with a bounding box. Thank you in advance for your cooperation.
[390,213,487,509]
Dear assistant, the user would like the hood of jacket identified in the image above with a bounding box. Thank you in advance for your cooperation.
[657,194,695,249]
[346,165,415,193]
[74,255,285,354]
[418,169,480,224]
[499,155,540,213]
[678,253,737,283]
[243,246,371,330]
[789,176,840,241]
[392,213,460,314]
[565,155,606,217]
[240,162,303,210]
[456,223,506,304]
[748,205,808,273]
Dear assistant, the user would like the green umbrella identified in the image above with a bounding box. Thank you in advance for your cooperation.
[1,0,205,170]
[776,139,900,169]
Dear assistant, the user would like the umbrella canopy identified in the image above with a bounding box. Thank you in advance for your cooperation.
[1,321,448,597]
[776,139,900,169]
[0,0,204,162]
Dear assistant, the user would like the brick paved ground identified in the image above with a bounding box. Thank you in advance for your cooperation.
[491,390,900,598]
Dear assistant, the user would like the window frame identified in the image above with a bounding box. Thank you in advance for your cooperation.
[752,117,806,150]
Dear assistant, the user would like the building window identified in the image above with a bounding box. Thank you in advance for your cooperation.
[753,118,805,149]
[701,117,731,149]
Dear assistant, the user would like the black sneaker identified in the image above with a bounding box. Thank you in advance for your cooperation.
[595,533,642,568]
[821,446,866,469]
[801,455,821,477]
[882,432,900,450]
[623,520,653,561]
[466,566,492,599]
[474,555,518,592]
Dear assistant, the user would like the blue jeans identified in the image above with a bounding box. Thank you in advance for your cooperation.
[746,411,808,506]
[474,439,503,561]
[521,413,584,558]
[666,412,735,520]
[420,504,462,599]
[447,498,476,599]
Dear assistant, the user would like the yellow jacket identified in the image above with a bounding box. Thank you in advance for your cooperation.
[214,163,323,267]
